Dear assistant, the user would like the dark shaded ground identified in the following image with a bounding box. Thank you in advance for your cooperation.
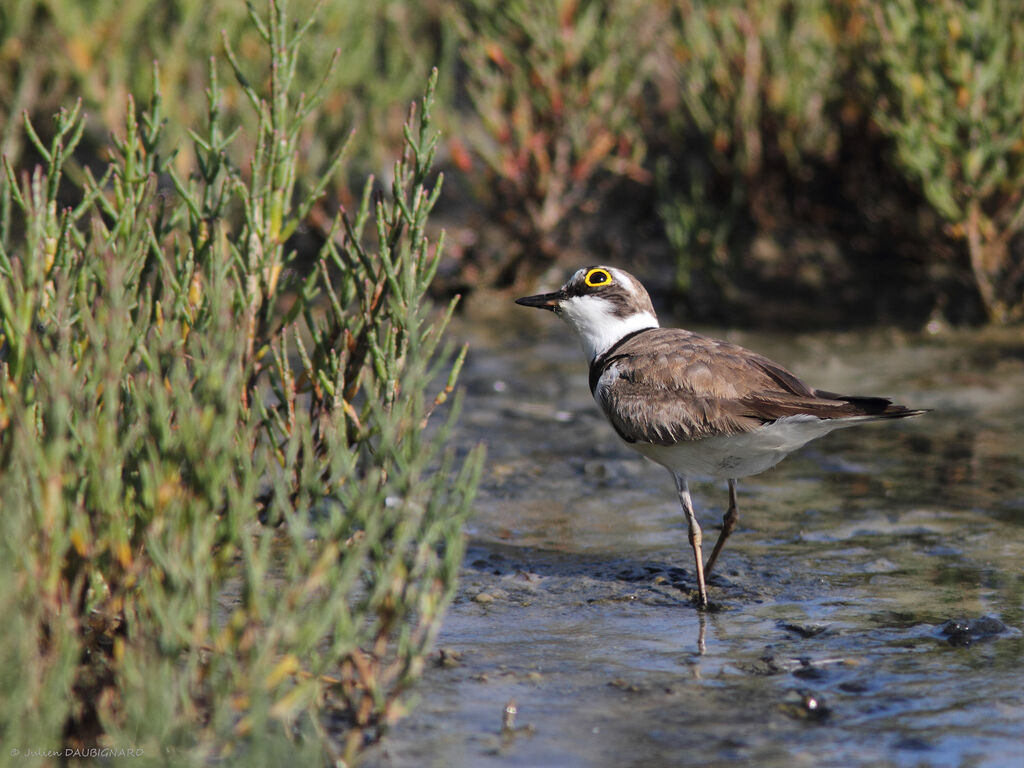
[364,303,1024,768]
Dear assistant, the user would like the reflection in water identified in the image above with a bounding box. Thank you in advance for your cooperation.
[697,609,707,656]
[365,321,1024,768]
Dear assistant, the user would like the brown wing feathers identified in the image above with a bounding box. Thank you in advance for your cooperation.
[591,329,923,446]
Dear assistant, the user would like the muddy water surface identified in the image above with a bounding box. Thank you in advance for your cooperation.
[365,307,1024,768]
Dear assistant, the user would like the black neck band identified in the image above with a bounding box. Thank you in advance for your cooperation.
[588,327,654,394]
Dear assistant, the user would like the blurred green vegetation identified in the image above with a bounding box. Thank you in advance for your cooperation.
[872,0,1024,323]
[4,0,1023,324]
[0,0,452,200]
[451,0,653,280]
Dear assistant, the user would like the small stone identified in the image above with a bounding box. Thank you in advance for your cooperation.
[502,698,517,731]
[940,615,1007,647]
[781,689,831,722]
[437,647,462,667]
[473,591,495,604]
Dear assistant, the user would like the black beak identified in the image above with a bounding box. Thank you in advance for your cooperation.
[514,290,564,312]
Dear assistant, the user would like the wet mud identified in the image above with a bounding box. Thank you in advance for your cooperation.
[365,307,1024,768]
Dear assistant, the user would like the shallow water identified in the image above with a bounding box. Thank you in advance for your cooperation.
[365,307,1024,768]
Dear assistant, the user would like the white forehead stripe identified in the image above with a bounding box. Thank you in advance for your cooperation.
[565,268,588,289]
[608,267,638,295]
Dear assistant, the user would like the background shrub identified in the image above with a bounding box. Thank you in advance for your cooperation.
[650,0,949,326]
[449,0,656,284]
[655,0,846,295]
[5,0,1023,326]
[871,0,1024,322]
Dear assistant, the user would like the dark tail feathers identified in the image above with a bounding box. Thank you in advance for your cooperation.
[818,391,929,419]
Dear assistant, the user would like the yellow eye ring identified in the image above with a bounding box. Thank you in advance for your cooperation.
[584,268,612,287]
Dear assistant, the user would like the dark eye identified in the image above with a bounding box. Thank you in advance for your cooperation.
[584,268,612,287]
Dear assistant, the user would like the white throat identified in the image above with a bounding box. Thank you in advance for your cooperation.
[559,296,659,361]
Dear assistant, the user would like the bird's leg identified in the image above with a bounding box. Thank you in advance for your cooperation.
[705,478,739,577]
[673,473,708,608]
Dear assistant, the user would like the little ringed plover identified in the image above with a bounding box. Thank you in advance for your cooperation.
[516,266,926,608]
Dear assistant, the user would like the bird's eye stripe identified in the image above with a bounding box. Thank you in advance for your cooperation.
[585,268,612,287]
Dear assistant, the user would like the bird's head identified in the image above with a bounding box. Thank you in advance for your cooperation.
[515,266,659,361]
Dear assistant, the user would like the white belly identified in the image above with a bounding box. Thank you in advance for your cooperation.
[629,415,856,480]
